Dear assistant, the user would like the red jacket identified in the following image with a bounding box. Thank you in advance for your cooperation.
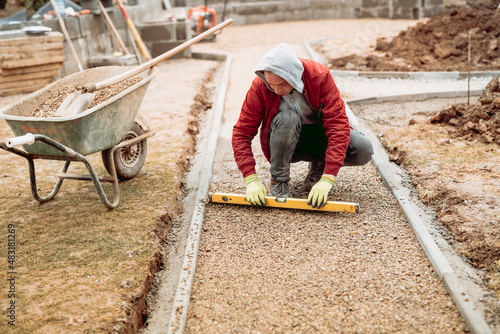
[232,58,350,178]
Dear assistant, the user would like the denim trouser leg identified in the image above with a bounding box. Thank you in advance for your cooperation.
[269,109,301,182]
[269,112,374,179]
[343,130,374,166]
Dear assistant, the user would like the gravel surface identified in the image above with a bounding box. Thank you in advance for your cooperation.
[186,140,467,333]
[143,19,490,333]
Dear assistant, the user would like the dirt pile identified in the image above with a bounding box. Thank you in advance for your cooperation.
[328,3,500,72]
[430,76,500,144]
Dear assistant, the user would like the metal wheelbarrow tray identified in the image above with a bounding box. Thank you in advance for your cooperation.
[0,66,157,209]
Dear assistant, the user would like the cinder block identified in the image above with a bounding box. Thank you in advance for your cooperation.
[392,7,414,19]
[64,16,81,39]
[87,54,138,67]
[233,3,280,16]
[362,0,389,7]
[377,7,390,18]
[359,8,376,18]
[0,22,22,31]
[422,6,443,17]
[175,21,189,41]
[311,0,334,10]
[42,17,80,39]
[394,0,419,7]
[136,22,176,42]
[106,8,127,30]
[78,14,95,37]
[150,41,191,58]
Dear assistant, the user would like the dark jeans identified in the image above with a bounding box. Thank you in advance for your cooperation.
[269,108,374,181]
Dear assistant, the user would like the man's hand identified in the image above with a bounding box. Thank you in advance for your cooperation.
[244,174,267,206]
[307,176,335,208]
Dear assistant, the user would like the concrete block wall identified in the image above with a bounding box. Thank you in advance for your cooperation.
[185,0,444,22]
[135,20,191,58]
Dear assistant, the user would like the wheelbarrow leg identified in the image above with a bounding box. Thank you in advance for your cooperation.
[32,135,121,209]
[3,135,121,209]
[78,156,120,210]
[0,142,68,203]
[29,159,70,203]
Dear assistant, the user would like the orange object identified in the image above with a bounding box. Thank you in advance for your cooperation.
[188,6,217,36]
[80,9,91,15]
[115,0,152,61]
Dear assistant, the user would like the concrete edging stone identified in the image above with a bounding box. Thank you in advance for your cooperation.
[304,38,500,80]
[304,32,496,334]
[344,97,493,334]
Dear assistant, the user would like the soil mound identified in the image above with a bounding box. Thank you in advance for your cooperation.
[328,3,500,72]
[430,76,500,144]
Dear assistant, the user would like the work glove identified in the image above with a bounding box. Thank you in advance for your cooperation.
[307,176,335,208]
[244,174,267,206]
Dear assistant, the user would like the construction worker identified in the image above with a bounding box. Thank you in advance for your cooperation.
[232,43,373,208]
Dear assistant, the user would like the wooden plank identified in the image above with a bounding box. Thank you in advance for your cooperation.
[209,192,359,213]
[1,55,66,69]
[0,82,50,96]
[0,32,64,47]
[0,42,63,54]
[0,63,63,76]
[0,70,59,83]
[0,77,53,90]
[1,50,65,62]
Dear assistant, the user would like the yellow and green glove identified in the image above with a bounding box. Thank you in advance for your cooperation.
[244,174,267,206]
[307,175,335,208]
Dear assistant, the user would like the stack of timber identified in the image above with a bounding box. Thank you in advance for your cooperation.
[0,31,65,96]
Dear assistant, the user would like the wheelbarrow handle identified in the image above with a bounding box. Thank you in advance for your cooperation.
[6,133,35,147]
[85,18,234,92]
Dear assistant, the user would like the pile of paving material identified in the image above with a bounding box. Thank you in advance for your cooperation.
[430,76,500,144]
[0,31,65,96]
[328,2,500,72]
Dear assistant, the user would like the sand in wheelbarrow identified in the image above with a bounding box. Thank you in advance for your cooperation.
[29,77,141,118]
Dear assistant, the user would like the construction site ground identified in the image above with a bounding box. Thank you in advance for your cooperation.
[0,12,499,334]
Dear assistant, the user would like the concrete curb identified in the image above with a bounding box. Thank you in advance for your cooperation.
[304,38,500,79]
[344,101,493,334]
[304,42,495,333]
[167,53,232,334]
[347,89,483,105]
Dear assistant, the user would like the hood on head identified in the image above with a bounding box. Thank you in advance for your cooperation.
[255,43,304,93]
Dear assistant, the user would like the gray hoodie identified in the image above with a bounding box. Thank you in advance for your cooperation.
[255,43,317,124]
[255,43,305,93]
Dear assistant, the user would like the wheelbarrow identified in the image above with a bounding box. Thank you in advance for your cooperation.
[0,65,157,209]
[0,19,234,209]
[0,19,233,209]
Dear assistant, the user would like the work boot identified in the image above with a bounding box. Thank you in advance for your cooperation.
[301,160,325,193]
[270,177,291,199]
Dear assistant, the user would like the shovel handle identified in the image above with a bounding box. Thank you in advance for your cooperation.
[85,18,234,92]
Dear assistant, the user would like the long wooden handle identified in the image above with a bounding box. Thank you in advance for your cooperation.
[115,0,151,61]
[50,0,83,72]
[98,0,129,55]
[85,18,234,92]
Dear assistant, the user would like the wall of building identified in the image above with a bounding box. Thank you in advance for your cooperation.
[183,0,444,23]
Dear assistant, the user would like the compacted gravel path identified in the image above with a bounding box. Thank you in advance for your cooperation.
[177,19,470,333]
[187,149,467,333]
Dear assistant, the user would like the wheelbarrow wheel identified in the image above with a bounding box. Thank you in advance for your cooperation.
[102,122,147,180]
